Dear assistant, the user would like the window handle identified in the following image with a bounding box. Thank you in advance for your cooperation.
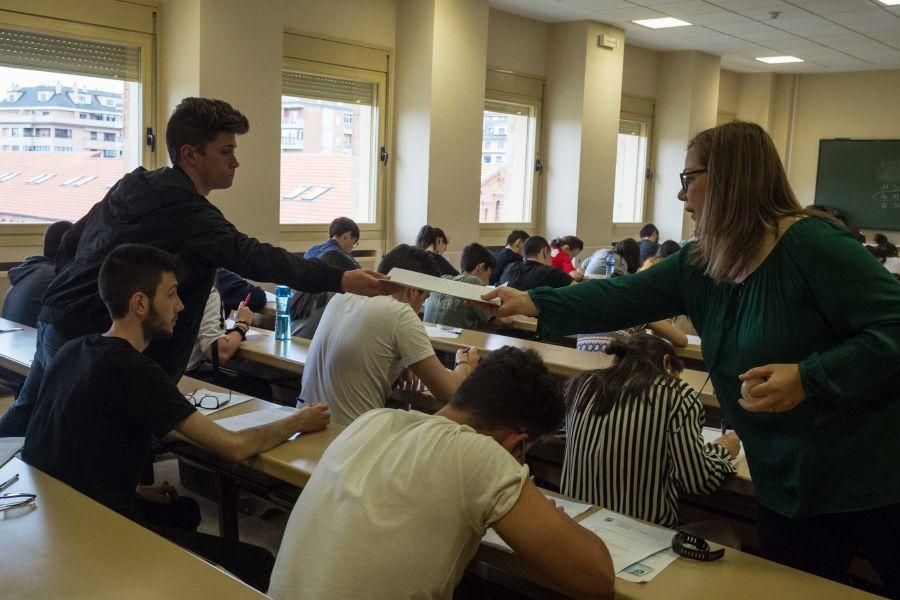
[645,167,653,181]
[535,158,543,174]
[146,127,156,152]
[380,146,389,165]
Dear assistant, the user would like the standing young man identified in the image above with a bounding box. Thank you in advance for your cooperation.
[490,229,529,285]
[23,244,331,591]
[0,97,385,437]
[269,346,614,599]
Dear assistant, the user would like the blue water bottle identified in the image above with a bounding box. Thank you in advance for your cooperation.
[605,251,616,279]
[275,285,291,341]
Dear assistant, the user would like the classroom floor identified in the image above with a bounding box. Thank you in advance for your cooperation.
[154,458,289,557]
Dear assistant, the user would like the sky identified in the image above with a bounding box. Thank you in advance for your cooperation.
[0,66,123,94]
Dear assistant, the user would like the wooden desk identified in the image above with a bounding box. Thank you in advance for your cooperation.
[0,458,265,599]
[236,330,310,373]
[0,317,36,377]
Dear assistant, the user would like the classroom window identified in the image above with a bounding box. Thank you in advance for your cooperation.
[480,100,538,224]
[280,69,382,225]
[0,23,152,224]
[613,119,650,223]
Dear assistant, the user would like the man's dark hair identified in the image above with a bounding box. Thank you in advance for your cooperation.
[166,98,250,166]
[639,223,659,239]
[550,236,584,252]
[451,346,564,440]
[43,220,73,259]
[329,217,360,240]
[415,225,448,249]
[522,236,550,258]
[99,244,182,319]
[460,243,496,273]
[377,244,441,277]
[656,240,682,259]
[506,229,529,246]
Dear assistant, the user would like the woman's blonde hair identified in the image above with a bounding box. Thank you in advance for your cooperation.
[688,121,808,282]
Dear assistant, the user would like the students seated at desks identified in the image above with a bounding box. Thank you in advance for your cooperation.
[0,97,385,439]
[871,232,900,276]
[269,347,614,600]
[1,220,71,328]
[581,238,639,279]
[562,334,739,528]
[638,223,660,265]
[21,244,331,591]
[290,217,361,338]
[423,242,511,331]
[186,286,254,371]
[498,236,573,291]
[656,239,682,259]
[577,257,688,352]
[416,224,459,276]
[215,268,266,312]
[490,229,529,285]
[550,235,585,281]
[300,244,478,425]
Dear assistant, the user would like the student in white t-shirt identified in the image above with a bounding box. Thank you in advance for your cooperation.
[269,346,615,600]
[299,244,479,425]
[186,287,254,371]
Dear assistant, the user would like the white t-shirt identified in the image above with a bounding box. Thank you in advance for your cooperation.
[186,287,225,371]
[885,256,900,275]
[268,409,528,600]
[300,294,436,425]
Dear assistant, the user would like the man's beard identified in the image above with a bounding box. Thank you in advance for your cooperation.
[142,302,174,341]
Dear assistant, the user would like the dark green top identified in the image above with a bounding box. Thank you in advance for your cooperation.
[530,218,900,518]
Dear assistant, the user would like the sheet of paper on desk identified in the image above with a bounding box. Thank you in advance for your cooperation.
[225,320,267,340]
[618,548,680,583]
[265,291,277,303]
[481,492,592,551]
[577,509,674,574]
[425,325,462,339]
[702,426,745,465]
[387,268,500,305]
[189,389,254,416]
[215,406,300,432]
[0,437,24,468]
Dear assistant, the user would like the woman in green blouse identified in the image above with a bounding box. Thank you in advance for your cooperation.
[483,122,900,594]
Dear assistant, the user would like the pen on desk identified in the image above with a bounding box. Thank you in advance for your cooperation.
[0,328,24,334]
[0,473,19,492]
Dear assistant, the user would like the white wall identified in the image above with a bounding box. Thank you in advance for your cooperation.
[622,44,658,99]
[486,9,548,76]
[283,0,396,49]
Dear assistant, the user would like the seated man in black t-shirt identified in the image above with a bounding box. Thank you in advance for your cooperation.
[23,244,330,592]
[498,235,574,291]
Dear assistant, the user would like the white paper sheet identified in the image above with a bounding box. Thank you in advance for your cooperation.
[387,268,499,305]
[686,334,701,346]
[425,325,462,339]
[265,291,277,303]
[225,319,267,340]
[481,492,592,551]
[214,405,300,432]
[577,509,674,574]
[0,437,24,468]
[618,548,680,583]
[185,388,254,416]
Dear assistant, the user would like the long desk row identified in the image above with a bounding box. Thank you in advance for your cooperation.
[0,318,878,599]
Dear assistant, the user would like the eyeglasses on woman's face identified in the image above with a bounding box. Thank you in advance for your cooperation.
[679,168,707,193]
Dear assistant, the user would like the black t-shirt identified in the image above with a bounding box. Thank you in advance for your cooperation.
[429,252,459,277]
[498,259,572,291]
[490,248,522,286]
[23,334,196,517]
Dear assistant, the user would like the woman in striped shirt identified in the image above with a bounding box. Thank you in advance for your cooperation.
[561,334,739,528]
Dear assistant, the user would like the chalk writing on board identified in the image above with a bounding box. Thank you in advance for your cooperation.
[873,159,900,209]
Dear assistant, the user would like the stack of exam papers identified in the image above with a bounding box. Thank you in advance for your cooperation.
[481,494,680,584]
[214,405,301,432]
[0,437,24,468]
[387,268,500,306]
[425,325,462,339]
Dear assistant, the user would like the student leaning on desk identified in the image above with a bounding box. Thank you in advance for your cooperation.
[481,121,900,596]
[22,244,330,592]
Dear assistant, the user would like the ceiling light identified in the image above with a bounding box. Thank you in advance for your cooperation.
[632,17,692,29]
[755,55,804,64]
[876,0,900,6]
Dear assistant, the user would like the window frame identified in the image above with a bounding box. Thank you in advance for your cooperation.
[278,56,387,238]
[478,89,542,234]
[0,9,155,240]
[612,95,655,229]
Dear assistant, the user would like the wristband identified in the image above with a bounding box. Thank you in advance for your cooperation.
[235,319,251,327]
[226,326,247,342]
[671,531,724,562]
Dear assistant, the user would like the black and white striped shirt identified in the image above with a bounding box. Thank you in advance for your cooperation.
[561,375,734,528]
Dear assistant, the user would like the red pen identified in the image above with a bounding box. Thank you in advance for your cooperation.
[243,292,252,306]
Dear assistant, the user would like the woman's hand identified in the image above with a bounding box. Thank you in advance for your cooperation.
[475,287,539,318]
[738,364,806,414]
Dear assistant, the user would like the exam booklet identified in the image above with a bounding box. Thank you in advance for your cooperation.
[387,268,500,306]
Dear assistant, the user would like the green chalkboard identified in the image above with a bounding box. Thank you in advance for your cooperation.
[815,139,900,231]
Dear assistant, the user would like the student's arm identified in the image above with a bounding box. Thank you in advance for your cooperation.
[408,347,478,403]
[647,319,688,347]
[205,302,254,365]
[493,481,615,599]
[174,404,330,462]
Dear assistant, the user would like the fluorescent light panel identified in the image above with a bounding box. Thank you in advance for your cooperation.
[756,55,804,64]
[876,0,900,6]
[632,17,691,29]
